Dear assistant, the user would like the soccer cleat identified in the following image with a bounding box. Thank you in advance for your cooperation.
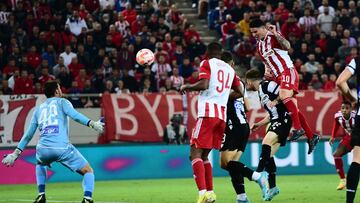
[82,198,94,203]
[307,134,320,154]
[237,197,251,203]
[265,187,280,201]
[33,194,46,203]
[205,192,216,203]
[197,193,207,203]
[288,129,305,141]
[336,179,346,190]
[255,172,269,199]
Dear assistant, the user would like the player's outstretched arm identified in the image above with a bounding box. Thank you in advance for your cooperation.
[180,79,209,94]
[61,98,104,133]
[336,69,357,104]
[2,116,38,167]
[251,114,270,132]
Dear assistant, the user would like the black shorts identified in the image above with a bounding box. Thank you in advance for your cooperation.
[351,115,360,147]
[267,117,292,147]
[220,122,250,152]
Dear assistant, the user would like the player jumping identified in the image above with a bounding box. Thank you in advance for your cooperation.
[249,18,319,154]
[246,69,293,201]
[180,42,242,203]
[219,52,269,203]
[329,101,355,190]
[2,81,104,203]
[336,57,360,203]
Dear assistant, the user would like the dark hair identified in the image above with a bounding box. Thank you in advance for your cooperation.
[249,18,265,28]
[245,69,262,80]
[206,42,222,58]
[342,100,351,106]
[44,80,59,98]
[221,51,234,63]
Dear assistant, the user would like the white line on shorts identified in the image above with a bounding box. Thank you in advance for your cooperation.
[0,199,129,203]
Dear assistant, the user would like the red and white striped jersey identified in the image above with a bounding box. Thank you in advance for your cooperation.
[332,111,356,137]
[197,58,240,121]
[256,31,294,78]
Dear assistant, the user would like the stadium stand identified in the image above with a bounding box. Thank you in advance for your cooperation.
[0,0,360,104]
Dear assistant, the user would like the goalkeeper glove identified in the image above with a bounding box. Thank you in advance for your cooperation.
[2,148,22,167]
[89,119,105,133]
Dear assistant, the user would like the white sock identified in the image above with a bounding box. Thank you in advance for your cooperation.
[84,196,92,200]
[207,190,214,193]
[252,171,261,181]
[237,193,247,201]
[38,192,45,195]
[199,189,207,196]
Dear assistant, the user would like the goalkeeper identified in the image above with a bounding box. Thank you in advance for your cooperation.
[2,81,104,203]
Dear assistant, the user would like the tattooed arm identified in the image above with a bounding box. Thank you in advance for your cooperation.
[266,24,291,51]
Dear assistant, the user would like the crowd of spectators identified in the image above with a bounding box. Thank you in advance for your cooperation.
[203,0,360,91]
[1,0,360,106]
[0,0,207,107]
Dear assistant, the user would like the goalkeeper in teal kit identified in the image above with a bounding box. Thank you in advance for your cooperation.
[2,81,104,203]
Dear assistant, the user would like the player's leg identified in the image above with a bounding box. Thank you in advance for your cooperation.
[190,146,208,202]
[221,150,250,202]
[347,146,360,203]
[201,149,213,193]
[264,143,281,201]
[257,131,278,172]
[78,164,95,203]
[297,110,320,154]
[333,143,349,190]
[58,145,95,203]
[346,125,360,203]
[33,147,56,203]
[33,164,47,203]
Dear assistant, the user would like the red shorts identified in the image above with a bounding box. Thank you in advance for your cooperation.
[275,68,299,94]
[191,117,226,149]
[340,134,353,151]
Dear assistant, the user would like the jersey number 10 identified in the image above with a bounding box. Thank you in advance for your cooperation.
[216,70,231,93]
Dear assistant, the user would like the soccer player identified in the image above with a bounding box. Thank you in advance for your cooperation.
[180,42,242,203]
[249,18,319,154]
[2,81,104,203]
[329,101,355,190]
[219,52,268,203]
[336,57,360,203]
[246,69,293,201]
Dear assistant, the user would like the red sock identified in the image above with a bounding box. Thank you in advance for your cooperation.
[283,98,301,130]
[192,158,206,191]
[298,111,313,139]
[334,157,345,179]
[204,160,213,191]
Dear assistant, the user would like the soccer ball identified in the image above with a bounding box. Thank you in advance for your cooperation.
[136,48,155,66]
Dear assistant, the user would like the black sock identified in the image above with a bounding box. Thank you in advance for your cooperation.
[265,157,277,188]
[227,161,254,181]
[347,162,360,203]
[256,144,271,172]
[226,161,246,194]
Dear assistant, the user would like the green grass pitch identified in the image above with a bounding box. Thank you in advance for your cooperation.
[0,175,359,203]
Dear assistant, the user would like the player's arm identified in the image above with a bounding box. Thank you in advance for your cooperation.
[2,111,38,166]
[336,59,357,104]
[180,59,211,93]
[180,79,209,93]
[329,119,340,146]
[267,24,291,51]
[251,114,270,131]
[61,98,104,133]
[230,75,244,99]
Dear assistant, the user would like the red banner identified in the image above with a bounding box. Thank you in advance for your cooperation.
[101,91,343,143]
